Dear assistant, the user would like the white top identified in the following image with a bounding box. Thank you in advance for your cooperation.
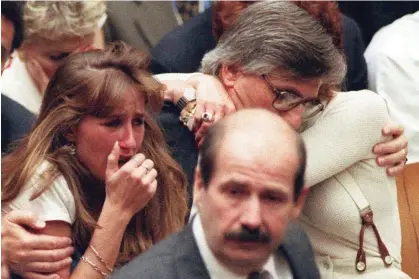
[1,53,42,114]
[192,214,292,279]
[299,90,410,278]
[1,161,76,225]
[364,12,419,164]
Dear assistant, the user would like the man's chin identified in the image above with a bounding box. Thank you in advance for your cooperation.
[218,248,271,274]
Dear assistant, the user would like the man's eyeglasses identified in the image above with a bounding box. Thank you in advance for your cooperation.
[262,74,324,119]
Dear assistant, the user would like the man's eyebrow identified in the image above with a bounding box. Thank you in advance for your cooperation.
[263,188,290,200]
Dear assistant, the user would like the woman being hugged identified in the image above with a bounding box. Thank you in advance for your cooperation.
[1,42,188,278]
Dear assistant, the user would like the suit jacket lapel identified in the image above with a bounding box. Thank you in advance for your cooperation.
[173,225,211,279]
[279,242,303,278]
[277,222,320,279]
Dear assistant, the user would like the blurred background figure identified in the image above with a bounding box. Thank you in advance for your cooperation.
[1,1,36,154]
[365,11,419,278]
[103,1,180,52]
[338,1,419,46]
[365,11,419,165]
[1,1,107,114]
[150,1,368,92]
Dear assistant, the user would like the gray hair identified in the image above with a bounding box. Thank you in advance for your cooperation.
[201,1,346,87]
[24,1,107,42]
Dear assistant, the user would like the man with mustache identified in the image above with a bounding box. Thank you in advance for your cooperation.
[111,108,318,278]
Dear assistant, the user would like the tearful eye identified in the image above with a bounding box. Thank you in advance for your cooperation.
[104,119,122,127]
[133,118,145,126]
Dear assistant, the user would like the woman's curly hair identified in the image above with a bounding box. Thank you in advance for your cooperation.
[24,1,107,42]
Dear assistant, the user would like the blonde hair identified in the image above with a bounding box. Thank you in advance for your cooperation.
[24,1,106,42]
[2,42,188,266]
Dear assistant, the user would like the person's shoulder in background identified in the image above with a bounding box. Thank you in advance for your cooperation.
[103,1,180,51]
[149,8,216,74]
[341,14,368,91]
[1,94,36,153]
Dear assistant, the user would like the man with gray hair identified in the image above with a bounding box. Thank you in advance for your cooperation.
[157,0,407,206]
[112,108,319,278]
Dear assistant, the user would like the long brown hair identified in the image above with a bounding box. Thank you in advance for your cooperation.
[2,42,188,265]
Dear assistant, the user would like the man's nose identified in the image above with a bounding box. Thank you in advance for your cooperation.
[240,197,262,230]
[282,104,304,130]
[118,125,137,150]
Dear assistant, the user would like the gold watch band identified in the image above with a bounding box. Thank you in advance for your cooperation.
[179,101,197,126]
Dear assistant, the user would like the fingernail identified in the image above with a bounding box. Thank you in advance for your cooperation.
[378,158,384,165]
[383,127,390,134]
[36,218,46,227]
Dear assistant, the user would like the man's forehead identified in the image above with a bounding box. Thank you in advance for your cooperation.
[213,139,299,183]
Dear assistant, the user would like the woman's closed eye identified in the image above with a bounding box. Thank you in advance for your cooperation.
[48,52,71,61]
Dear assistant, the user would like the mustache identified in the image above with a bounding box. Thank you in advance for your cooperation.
[225,227,271,244]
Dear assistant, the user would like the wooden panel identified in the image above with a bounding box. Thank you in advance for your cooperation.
[396,162,419,279]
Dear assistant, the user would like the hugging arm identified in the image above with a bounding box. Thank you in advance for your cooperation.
[1,210,74,279]
[302,92,393,187]
[156,73,235,145]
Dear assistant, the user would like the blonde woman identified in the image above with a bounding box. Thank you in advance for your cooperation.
[1,1,107,114]
[2,42,188,279]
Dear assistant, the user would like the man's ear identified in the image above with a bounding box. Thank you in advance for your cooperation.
[193,166,206,206]
[218,64,241,88]
[290,187,309,220]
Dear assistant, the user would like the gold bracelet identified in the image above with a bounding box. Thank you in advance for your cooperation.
[89,244,114,273]
[81,255,108,277]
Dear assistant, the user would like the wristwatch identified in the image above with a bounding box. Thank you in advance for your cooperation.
[179,101,197,130]
[176,87,196,111]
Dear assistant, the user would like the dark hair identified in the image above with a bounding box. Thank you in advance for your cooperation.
[199,119,307,202]
[1,1,24,50]
[294,136,307,199]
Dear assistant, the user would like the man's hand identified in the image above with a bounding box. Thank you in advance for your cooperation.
[373,122,408,176]
[2,211,74,279]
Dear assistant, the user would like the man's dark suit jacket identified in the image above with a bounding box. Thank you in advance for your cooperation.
[149,8,368,91]
[1,94,36,153]
[111,222,320,279]
[103,1,179,51]
[156,102,197,209]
